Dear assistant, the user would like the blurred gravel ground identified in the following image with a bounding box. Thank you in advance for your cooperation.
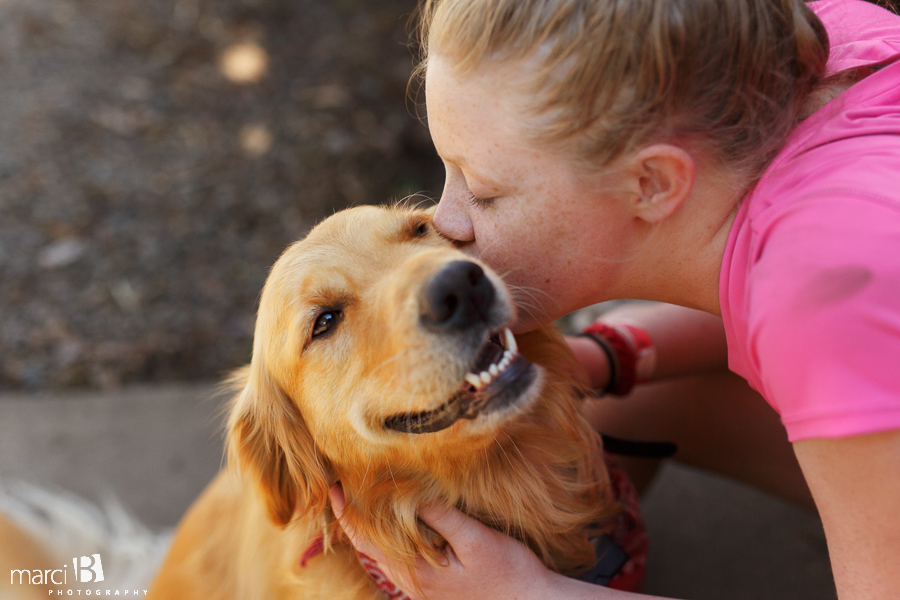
[0,0,442,390]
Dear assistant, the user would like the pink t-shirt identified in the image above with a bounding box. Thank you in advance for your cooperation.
[719,0,900,441]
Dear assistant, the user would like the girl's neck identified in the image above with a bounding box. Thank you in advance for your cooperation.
[629,165,748,316]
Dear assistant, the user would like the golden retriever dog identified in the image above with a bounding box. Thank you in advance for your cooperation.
[147,204,642,600]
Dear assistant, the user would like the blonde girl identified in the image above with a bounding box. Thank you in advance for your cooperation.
[333,0,900,598]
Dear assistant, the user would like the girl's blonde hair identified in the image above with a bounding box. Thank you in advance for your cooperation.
[414,0,829,178]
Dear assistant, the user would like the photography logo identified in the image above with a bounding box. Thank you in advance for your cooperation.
[75,555,104,583]
[11,552,148,595]
[9,554,103,585]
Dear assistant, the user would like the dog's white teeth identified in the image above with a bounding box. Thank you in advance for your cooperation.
[465,373,483,389]
[504,328,517,354]
[466,341,522,391]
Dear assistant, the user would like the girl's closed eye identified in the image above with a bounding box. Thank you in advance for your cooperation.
[467,192,496,209]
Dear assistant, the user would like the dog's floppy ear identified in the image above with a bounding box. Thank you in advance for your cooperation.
[226,364,333,527]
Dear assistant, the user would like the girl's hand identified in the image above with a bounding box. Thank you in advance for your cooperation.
[329,486,557,600]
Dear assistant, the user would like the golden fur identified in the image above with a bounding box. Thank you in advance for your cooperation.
[0,514,64,599]
[147,204,616,599]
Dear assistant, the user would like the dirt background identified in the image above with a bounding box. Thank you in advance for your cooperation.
[0,0,444,390]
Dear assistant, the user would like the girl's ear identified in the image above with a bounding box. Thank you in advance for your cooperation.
[226,364,333,527]
[628,144,695,224]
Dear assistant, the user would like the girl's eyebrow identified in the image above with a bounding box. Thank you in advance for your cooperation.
[439,147,508,191]
[443,154,503,190]
[469,163,510,190]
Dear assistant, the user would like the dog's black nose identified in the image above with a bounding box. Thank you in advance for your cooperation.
[421,261,495,331]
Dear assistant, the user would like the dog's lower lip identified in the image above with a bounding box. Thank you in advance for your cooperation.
[383,354,536,434]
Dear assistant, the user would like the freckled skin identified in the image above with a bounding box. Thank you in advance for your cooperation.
[425,55,742,329]
[426,56,642,332]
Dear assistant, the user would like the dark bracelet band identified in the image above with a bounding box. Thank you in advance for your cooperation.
[579,322,644,396]
[578,332,619,396]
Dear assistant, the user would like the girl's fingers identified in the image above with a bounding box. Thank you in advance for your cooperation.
[416,502,496,564]
[329,485,386,563]
[331,485,432,597]
[332,490,553,600]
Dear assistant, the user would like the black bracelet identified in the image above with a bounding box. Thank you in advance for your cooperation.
[600,433,678,458]
[577,332,619,396]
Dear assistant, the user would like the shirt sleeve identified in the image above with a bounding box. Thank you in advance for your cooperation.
[745,194,900,442]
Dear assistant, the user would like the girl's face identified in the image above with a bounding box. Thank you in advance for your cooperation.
[426,56,640,332]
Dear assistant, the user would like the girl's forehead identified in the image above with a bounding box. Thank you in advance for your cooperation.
[425,55,485,115]
[425,54,522,100]
[425,57,529,155]
[425,57,592,197]
[425,53,581,164]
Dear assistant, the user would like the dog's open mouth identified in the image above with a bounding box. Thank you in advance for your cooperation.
[383,328,538,434]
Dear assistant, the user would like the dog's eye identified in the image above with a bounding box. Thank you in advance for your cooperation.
[312,311,341,339]
[413,221,429,237]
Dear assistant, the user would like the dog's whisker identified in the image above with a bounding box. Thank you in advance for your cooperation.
[410,194,435,211]
[386,462,406,501]
[347,454,374,510]
[313,431,325,474]
[371,348,413,375]
[404,383,419,418]
[496,264,526,275]
[392,193,435,212]
[489,437,526,541]
[513,301,546,328]
[507,285,553,316]
[494,439,515,469]
[503,431,527,466]
[508,286,546,310]
[508,283,555,303]
[513,298,542,316]
[501,431,541,542]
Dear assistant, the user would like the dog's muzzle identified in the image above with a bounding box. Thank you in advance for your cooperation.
[383,260,537,434]
[383,355,537,433]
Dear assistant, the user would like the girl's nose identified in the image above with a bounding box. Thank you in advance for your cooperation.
[433,184,476,245]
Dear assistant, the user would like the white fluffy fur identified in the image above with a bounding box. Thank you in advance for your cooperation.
[0,482,172,592]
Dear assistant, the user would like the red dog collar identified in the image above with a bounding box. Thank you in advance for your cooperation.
[357,553,410,600]
[300,536,410,599]
[301,455,646,595]
[600,454,648,592]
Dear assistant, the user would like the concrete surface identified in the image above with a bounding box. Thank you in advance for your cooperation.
[0,384,836,599]
[0,384,226,528]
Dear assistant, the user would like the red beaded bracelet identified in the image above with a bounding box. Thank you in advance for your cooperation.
[580,321,657,396]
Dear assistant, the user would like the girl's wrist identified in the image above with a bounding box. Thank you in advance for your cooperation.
[566,335,613,390]
[574,320,658,396]
[539,570,631,600]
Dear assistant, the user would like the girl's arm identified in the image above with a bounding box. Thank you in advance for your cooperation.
[566,302,729,390]
[793,430,900,600]
[332,430,900,600]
